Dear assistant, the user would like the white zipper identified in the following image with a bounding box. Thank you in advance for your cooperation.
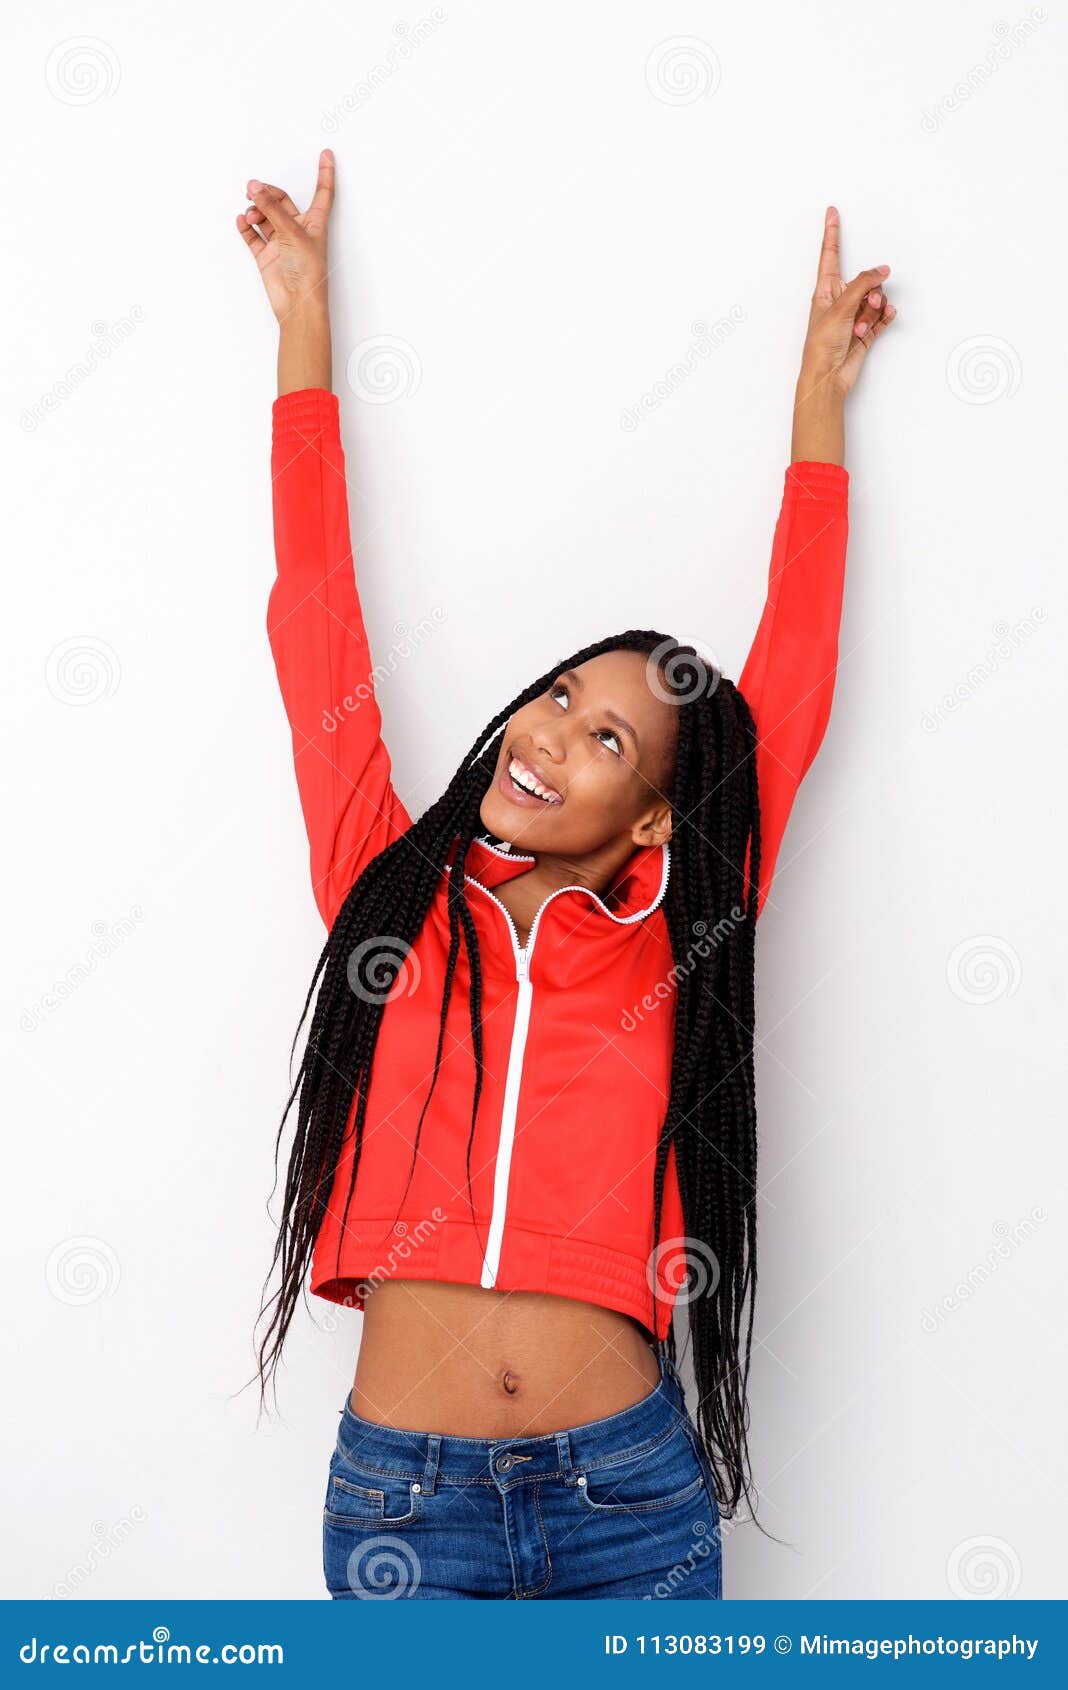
[444,838,672,1288]
[472,882,558,1287]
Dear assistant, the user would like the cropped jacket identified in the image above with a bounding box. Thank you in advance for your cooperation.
[267,387,849,1339]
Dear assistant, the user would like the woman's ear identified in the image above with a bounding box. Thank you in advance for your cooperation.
[632,802,673,849]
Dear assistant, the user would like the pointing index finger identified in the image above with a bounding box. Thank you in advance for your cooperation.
[816,205,841,286]
[310,148,335,216]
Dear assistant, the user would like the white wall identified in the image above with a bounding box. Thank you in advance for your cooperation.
[5,0,1064,1601]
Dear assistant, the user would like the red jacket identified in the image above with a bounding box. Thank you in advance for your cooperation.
[268,387,848,1339]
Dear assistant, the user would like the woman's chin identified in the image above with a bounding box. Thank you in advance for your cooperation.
[479,794,521,844]
[480,789,549,848]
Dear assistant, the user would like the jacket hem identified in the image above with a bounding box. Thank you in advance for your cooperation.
[310,1217,673,1340]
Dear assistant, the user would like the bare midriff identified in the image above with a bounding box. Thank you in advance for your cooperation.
[349,1279,662,1438]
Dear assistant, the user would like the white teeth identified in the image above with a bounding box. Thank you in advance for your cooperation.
[508,758,560,803]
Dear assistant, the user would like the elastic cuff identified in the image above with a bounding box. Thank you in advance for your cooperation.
[272,387,339,445]
[783,460,849,509]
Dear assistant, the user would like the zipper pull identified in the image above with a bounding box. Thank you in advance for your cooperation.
[515,947,529,982]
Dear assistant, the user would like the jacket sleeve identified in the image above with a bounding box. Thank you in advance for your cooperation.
[267,387,413,929]
[738,460,849,919]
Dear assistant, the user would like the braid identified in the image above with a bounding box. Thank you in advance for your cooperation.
[649,643,762,1523]
[253,630,764,1525]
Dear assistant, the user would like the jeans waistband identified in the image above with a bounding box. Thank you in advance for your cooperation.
[334,1353,690,1491]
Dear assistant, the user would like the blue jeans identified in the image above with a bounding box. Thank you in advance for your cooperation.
[322,1354,722,1599]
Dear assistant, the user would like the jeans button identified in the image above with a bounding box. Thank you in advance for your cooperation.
[495,1453,513,1473]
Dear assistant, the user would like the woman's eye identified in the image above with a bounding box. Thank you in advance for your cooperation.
[550,684,620,756]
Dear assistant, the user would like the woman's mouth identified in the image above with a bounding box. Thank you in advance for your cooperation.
[497,754,564,809]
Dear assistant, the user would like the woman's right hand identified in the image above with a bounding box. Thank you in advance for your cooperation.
[237,149,335,325]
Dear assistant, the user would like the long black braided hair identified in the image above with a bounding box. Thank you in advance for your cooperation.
[254,630,763,1521]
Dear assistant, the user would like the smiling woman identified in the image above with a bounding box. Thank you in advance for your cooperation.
[239,150,893,1600]
[478,650,683,941]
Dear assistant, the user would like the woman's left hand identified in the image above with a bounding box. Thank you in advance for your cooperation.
[800,206,896,399]
[790,207,897,463]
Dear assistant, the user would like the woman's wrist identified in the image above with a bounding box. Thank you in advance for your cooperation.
[277,298,333,397]
[791,362,845,466]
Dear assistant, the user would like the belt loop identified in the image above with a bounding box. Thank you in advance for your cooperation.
[555,1430,574,1480]
[660,1351,682,1390]
[422,1434,442,1496]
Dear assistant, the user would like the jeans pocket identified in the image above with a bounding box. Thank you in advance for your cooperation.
[322,1512,426,1600]
[575,1423,707,1516]
[678,1416,721,1521]
[324,1452,423,1530]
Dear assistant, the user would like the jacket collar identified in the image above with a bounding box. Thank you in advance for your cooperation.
[447,833,671,923]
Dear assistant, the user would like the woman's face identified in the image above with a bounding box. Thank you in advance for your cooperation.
[479,649,679,858]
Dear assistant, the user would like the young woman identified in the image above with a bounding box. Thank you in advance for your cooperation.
[237,150,894,1600]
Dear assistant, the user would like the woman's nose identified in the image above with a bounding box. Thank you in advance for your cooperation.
[533,737,566,766]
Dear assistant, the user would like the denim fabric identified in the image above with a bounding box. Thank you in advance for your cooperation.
[322,1355,722,1599]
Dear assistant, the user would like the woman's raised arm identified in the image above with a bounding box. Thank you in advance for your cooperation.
[739,208,895,918]
[239,152,413,928]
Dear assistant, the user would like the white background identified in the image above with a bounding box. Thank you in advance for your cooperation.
[4,0,1065,1601]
